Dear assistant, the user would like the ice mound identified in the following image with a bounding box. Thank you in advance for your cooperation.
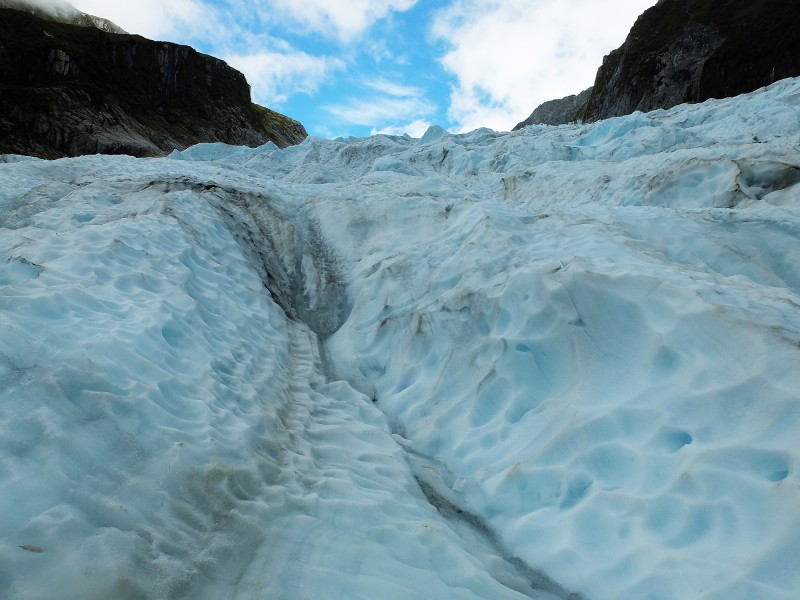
[1,78,800,599]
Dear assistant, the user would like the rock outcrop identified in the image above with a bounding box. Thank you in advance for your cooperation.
[578,0,800,122]
[0,6,307,158]
[515,0,800,128]
[512,87,592,130]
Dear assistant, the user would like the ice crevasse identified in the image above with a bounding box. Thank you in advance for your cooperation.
[1,78,800,600]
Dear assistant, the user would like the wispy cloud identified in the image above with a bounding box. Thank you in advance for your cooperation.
[324,78,435,134]
[225,51,345,106]
[432,0,657,132]
[12,0,80,17]
[267,0,418,43]
[325,95,433,127]
[364,78,420,98]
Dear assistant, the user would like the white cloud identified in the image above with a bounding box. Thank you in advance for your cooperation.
[13,0,80,17]
[365,78,420,98]
[432,0,658,132]
[69,0,214,41]
[225,51,344,106]
[268,0,418,43]
[324,79,434,132]
[69,0,419,46]
[325,95,433,127]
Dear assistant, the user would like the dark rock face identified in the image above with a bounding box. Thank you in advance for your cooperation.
[512,87,592,130]
[578,0,800,122]
[515,0,800,129]
[0,7,307,158]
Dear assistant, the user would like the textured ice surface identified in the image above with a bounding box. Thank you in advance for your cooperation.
[2,78,800,599]
[0,166,552,599]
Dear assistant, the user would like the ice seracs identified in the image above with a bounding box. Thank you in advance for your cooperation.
[1,77,800,599]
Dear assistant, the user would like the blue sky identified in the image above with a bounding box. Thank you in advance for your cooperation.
[68,0,657,138]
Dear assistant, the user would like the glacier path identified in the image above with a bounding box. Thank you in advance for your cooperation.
[0,164,555,599]
[1,79,800,599]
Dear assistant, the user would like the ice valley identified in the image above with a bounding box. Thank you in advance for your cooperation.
[1,78,800,599]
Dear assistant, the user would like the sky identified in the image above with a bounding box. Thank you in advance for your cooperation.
[65,0,658,138]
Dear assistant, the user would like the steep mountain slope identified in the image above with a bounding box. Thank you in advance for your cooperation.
[0,7,307,158]
[515,0,800,128]
[579,0,800,122]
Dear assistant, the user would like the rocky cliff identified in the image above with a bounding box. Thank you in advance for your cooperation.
[0,6,307,158]
[512,87,592,130]
[515,0,800,128]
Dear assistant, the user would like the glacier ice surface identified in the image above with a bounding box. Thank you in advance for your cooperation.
[1,78,800,599]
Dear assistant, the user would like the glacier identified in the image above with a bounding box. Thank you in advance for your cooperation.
[1,78,800,600]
